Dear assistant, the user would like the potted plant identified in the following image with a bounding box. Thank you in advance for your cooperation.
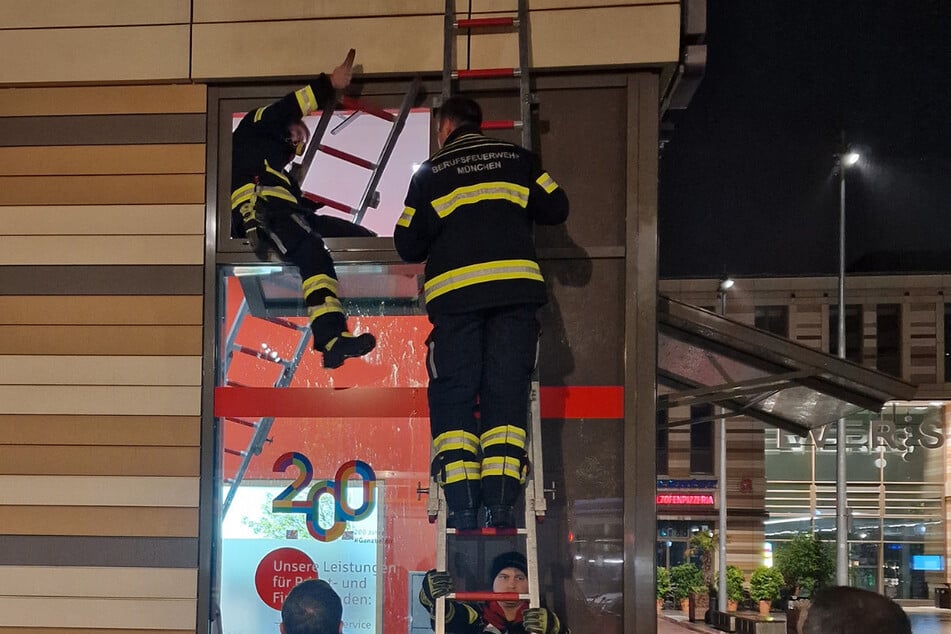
[749,565,783,616]
[774,532,835,598]
[657,566,671,613]
[687,531,715,621]
[726,565,745,612]
[671,563,704,612]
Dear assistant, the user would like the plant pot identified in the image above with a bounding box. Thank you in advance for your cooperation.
[689,591,710,622]
[759,600,771,616]
[680,598,690,612]
[727,599,738,612]
[657,598,664,613]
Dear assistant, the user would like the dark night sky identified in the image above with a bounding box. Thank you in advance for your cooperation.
[658,1,951,278]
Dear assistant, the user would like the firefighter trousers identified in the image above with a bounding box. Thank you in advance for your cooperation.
[426,304,539,512]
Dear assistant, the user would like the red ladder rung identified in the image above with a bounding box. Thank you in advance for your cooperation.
[455,17,517,29]
[453,67,519,80]
[448,527,525,537]
[319,144,376,170]
[224,448,247,457]
[450,592,529,602]
[340,96,396,122]
[235,345,281,362]
[226,380,249,388]
[266,317,304,331]
[225,417,259,429]
[303,192,356,215]
[481,120,522,130]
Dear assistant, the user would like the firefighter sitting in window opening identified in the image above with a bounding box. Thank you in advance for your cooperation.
[420,551,569,634]
[231,49,376,369]
[394,96,569,529]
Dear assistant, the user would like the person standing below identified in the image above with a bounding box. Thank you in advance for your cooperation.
[420,551,568,633]
[394,96,569,529]
[798,586,911,634]
[232,49,376,369]
[280,579,343,634]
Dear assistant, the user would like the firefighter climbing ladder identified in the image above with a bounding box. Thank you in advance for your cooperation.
[220,82,419,516]
[298,77,421,226]
[429,6,544,631]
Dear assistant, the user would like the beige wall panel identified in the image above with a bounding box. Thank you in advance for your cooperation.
[0,566,195,599]
[0,476,198,507]
[0,205,204,236]
[0,1,190,29]
[0,175,203,205]
[0,596,195,630]
[0,296,201,326]
[0,85,206,117]
[0,630,191,634]
[0,446,198,476]
[0,26,190,85]
[0,385,199,416]
[0,236,203,265]
[192,16,443,78]
[0,415,199,447]
[0,325,201,355]
[0,506,198,537]
[0,145,204,176]
[0,356,201,386]
[465,5,680,68]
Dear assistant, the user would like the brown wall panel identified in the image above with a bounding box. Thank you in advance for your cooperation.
[0,506,198,537]
[0,175,204,205]
[0,115,206,147]
[0,85,205,117]
[0,145,205,176]
[0,535,198,568]
[0,326,201,355]
[0,236,203,266]
[0,296,202,325]
[0,205,204,236]
[0,26,190,84]
[0,415,199,447]
[0,0,190,29]
[0,446,198,477]
[0,629,191,634]
[0,266,203,295]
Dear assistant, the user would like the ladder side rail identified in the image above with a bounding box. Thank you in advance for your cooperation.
[517,0,533,150]
[353,77,422,225]
[529,377,547,516]
[442,0,456,102]
[524,402,542,610]
[221,299,250,379]
[294,100,339,186]
[435,486,449,634]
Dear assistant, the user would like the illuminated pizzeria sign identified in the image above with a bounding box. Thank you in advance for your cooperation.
[656,494,716,506]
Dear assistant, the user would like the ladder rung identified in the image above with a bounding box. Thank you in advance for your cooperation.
[340,96,396,122]
[226,417,259,429]
[448,527,526,537]
[451,592,530,602]
[226,380,248,388]
[266,317,305,331]
[319,144,376,170]
[303,192,357,215]
[234,345,283,363]
[224,448,247,457]
[481,120,522,131]
[453,67,520,80]
[455,17,517,29]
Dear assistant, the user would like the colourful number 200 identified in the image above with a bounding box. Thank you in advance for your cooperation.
[271,452,377,542]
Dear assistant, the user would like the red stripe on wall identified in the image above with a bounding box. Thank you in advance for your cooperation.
[213,386,623,419]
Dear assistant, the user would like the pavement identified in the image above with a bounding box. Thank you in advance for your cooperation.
[658,606,951,634]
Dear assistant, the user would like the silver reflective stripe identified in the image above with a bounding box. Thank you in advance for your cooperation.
[424,260,542,303]
[428,340,438,379]
[430,182,529,218]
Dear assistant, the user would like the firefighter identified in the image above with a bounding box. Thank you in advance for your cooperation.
[394,96,569,529]
[419,551,569,634]
[231,49,376,369]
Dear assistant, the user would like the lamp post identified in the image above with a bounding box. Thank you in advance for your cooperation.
[835,141,860,586]
[717,276,733,613]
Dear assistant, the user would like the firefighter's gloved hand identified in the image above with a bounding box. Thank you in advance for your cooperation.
[239,199,270,260]
[523,607,563,634]
[419,569,453,613]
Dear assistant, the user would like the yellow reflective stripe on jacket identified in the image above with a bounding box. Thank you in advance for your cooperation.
[396,206,416,228]
[424,259,542,304]
[535,172,559,194]
[442,460,482,485]
[481,456,525,481]
[480,425,527,450]
[264,160,291,185]
[253,106,268,123]
[295,85,319,114]
[302,274,339,297]
[307,297,343,322]
[231,183,257,209]
[258,185,298,204]
[433,430,480,456]
[430,181,529,218]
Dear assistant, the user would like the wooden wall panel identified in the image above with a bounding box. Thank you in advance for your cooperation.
[0,477,198,507]
[0,236,203,265]
[0,175,203,205]
[0,507,198,537]
[0,415,199,447]
[0,145,204,176]
[0,296,202,325]
[0,1,190,29]
[0,325,201,355]
[0,446,197,477]
[0,356,201,386]
[0,386,200,415]
[0,566,195,598]
[0,596,195,630]
[0,85,204,117]
[0,26,190,84]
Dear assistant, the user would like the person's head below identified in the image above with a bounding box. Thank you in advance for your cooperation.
[800,586,911,634]
[284,119,311,161]
[434,96,482,148]
[280,579,343,634]
[490,551,529,617]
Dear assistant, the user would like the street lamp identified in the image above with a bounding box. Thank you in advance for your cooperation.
[716,276,732,612]
[834,139,860,586]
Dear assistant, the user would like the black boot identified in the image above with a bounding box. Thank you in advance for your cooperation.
[447,508,479,530]
[322,332,376,369]
[484,505,516,529]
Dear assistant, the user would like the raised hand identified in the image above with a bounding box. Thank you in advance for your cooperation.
[331,48,356,90]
